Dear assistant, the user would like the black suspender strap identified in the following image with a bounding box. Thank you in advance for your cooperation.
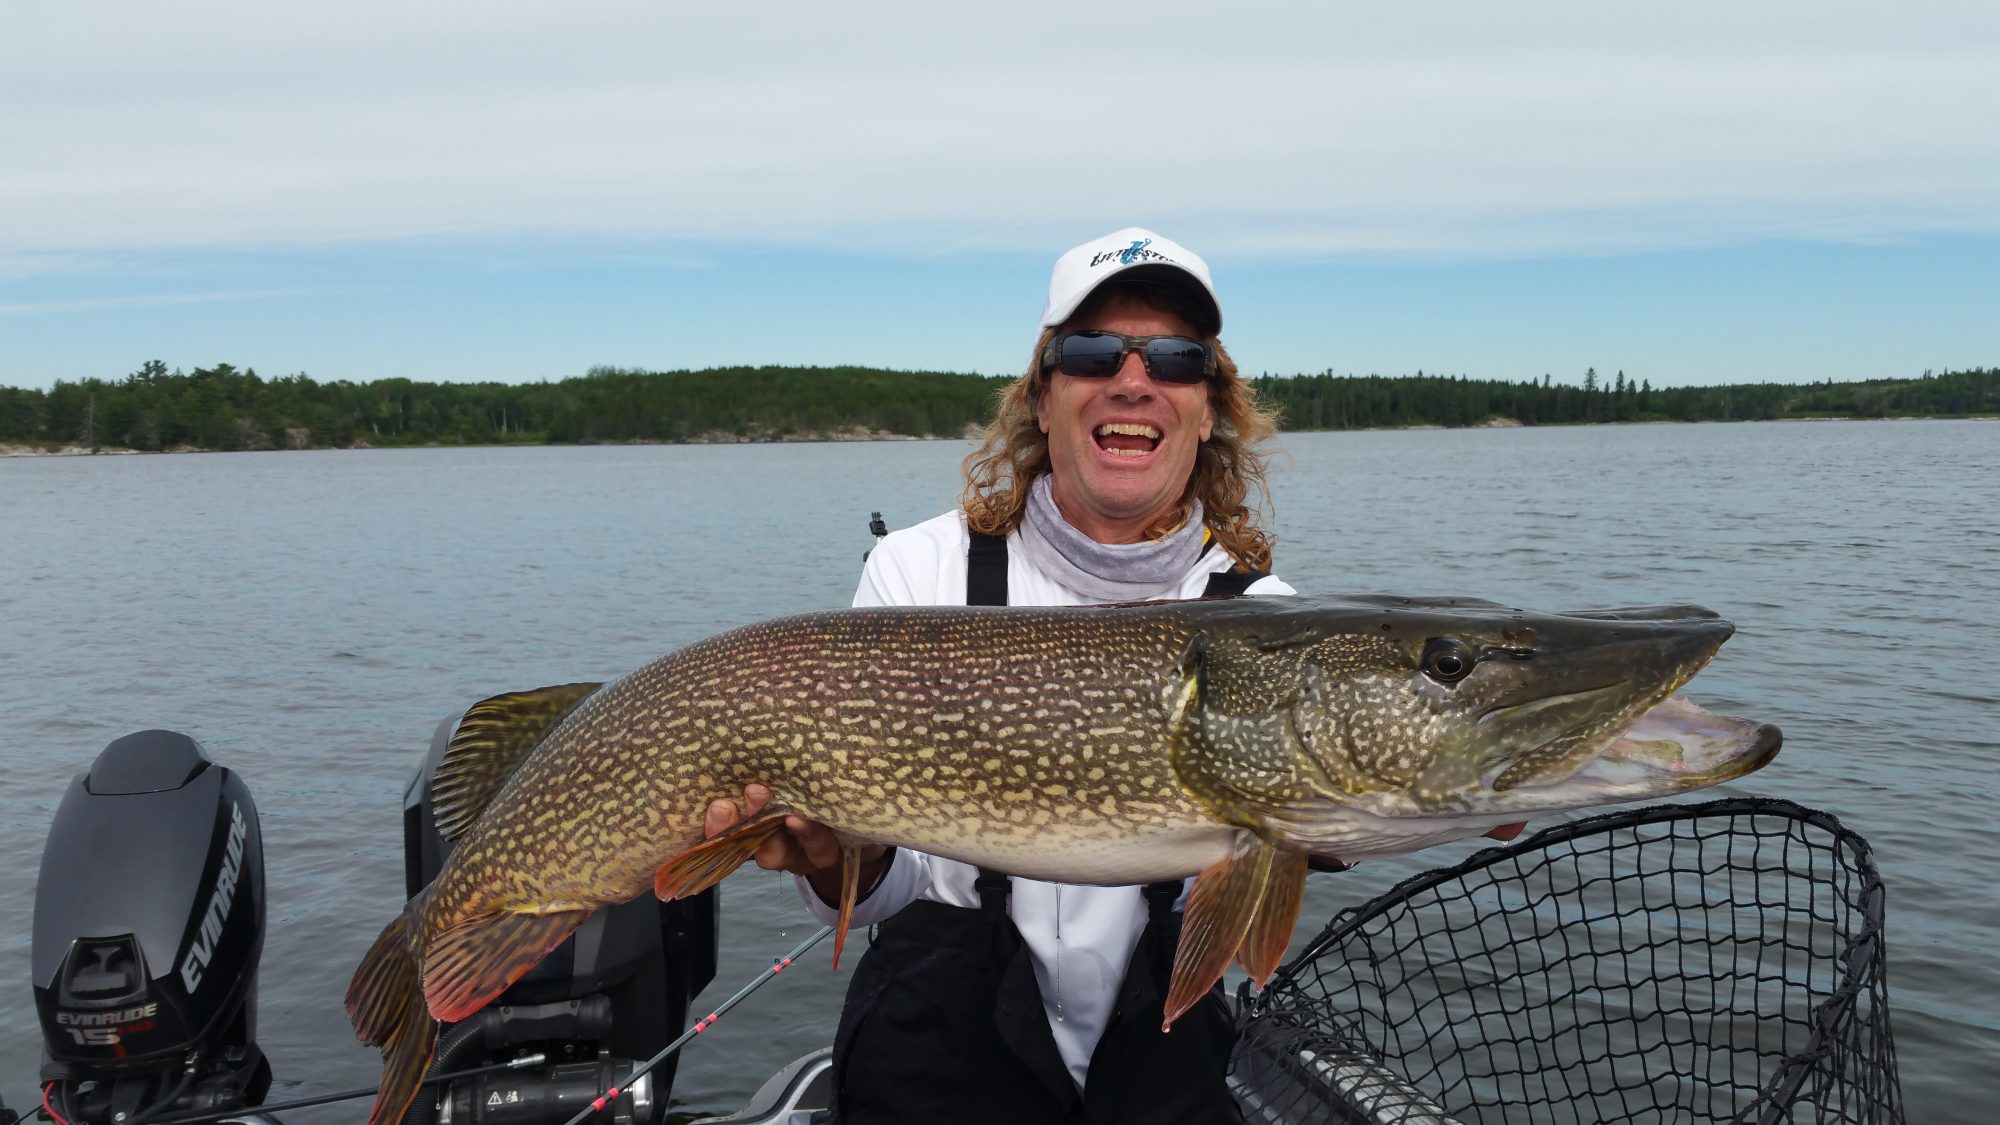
[969,535,1015,917]
[1198,530,1269,598]
[1140,880,1182,923]
[974,867,1013,918]
[967,530,1009,608]
[1202,565,1269,598]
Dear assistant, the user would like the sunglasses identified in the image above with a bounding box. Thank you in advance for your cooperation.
[1042,330,1215,385]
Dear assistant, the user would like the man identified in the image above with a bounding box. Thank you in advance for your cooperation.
[708,228,1520,1122]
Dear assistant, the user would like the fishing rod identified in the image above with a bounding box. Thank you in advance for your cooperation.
[560,924,835,1125]
[101,1054,556,1125]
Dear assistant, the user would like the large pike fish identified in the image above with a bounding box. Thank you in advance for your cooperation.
[347,595,1780,1123]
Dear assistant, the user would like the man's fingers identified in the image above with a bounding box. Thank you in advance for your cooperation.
[710,786,847,878]
[1485,821,1528,842]
[703,799,738,839]
[752,831,801,873]
[788,816,843,872]
[704,783,773,841]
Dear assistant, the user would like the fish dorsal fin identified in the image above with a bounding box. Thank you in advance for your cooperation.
[432,683,602,841]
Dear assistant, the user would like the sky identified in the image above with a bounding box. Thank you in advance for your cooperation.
[2,0,1995,391]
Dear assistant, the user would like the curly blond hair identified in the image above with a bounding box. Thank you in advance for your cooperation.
[959,280,1279,570]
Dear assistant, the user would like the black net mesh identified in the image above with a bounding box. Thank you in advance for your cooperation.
[1229,798,1902,1125]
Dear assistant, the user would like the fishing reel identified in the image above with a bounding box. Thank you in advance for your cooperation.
[29,730,274,1124]
[424,997,653,1124]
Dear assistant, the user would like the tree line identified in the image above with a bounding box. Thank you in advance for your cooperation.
[1250,366,2000,429]
[0,361,1993,452]
[0,362,1011,452]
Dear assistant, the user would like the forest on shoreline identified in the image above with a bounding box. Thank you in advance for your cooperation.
[1,361,1994,454]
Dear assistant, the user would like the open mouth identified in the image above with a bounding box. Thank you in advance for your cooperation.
[1492,695,1782,799]
[1095,422,1162,458]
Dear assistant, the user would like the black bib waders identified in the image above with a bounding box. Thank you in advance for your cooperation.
[827,533,1264,1124]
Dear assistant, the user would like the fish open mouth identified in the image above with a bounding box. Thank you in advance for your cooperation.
[1095,422,1162,457]
[1503,695,1782,799]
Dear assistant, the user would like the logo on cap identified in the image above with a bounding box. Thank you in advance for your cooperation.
[1089,238,1172,270]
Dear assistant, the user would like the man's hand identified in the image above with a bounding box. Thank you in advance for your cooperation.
[1485,822,1528,842]
[704,783,888,904]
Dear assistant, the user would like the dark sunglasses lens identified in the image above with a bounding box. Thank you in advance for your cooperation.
[1144,338,1209,384]
[1056,333,1127,377]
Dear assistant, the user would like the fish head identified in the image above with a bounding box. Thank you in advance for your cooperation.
[1190,595,1781,837]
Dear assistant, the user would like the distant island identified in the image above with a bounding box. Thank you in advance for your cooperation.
[1,361,1994,455]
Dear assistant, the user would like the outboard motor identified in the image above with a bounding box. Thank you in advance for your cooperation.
[401,710,719,1125]
[31,730,272,1123]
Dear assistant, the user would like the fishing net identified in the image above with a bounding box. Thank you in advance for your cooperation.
[1229,798,1902,1125]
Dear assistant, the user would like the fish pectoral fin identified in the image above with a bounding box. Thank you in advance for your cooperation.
[1235,850,1307,989]
[346,900,442,1125]
[1166,836,1305,1030]
[652,807,796,901]
[422,907,591,1024]
[432,683,603,841]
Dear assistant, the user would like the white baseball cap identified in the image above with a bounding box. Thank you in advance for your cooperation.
[1039,227,1222,336]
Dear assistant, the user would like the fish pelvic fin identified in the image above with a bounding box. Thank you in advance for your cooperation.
[652,809,867,967]
[833,842,864,970]
[652,807,795,901]
[1164,835,1307,1031]
[432,683,603,841]
[345,901,441,1125]
[423,907,592,1024]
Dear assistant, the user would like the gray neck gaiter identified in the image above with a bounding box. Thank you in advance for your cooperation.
[1014,474,1208,603]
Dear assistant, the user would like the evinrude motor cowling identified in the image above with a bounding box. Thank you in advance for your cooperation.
[31,730,272,1123]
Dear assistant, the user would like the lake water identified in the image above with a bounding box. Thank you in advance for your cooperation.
[2,421,1994,1121]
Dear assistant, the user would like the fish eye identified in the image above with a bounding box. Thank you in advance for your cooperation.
[1421,639,1476,684]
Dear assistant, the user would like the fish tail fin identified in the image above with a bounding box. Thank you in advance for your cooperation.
[368,998,439,1125]
[652,807,794,900]
[424,907,593,1023]
[346,901,440,1125]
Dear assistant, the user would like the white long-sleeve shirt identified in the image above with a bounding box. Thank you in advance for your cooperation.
[796,509,1294,1089]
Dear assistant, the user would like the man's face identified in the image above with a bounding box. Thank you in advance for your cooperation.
[1035,295,1215,544]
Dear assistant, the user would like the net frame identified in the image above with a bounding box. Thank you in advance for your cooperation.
[1230,798,1902,1125]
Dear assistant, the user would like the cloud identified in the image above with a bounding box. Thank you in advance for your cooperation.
[4,0,1996,265]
